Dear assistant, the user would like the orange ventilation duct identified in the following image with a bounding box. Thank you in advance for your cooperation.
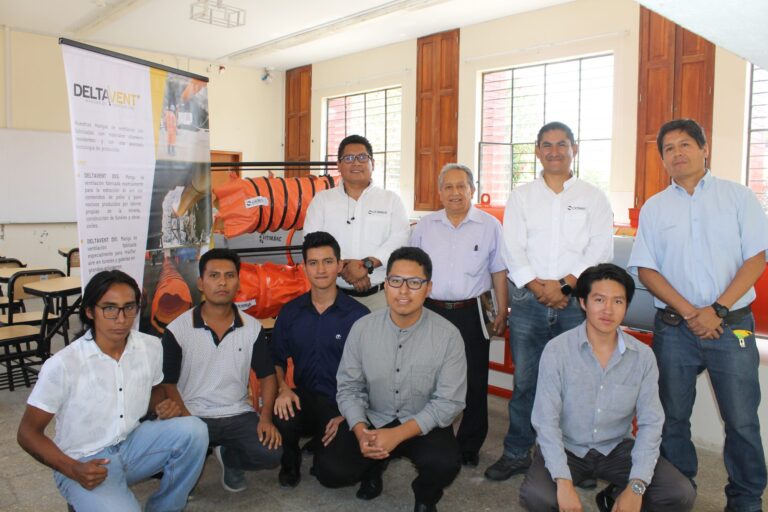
[151,258,193,333]
[235,261,310,319]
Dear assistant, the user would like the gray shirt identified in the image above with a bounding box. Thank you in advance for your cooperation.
[336,307,467,435]
[531,322,663,484]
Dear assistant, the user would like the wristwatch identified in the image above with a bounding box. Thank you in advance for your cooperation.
[711,302,729,319]
[629,479,647,496]
[559,278,573,296]
[362,258,375,275]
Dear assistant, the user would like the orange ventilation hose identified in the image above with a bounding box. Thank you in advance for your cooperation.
[151,257,193,334]
[213,175,335,238]
[235,261,310,319]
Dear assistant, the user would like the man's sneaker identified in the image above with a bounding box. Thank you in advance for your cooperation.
[214,446,247,492]
[484,454,532,481]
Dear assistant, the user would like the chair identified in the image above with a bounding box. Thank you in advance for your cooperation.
[65,249,80,277]
[0,258,27,314]
[0,324,43,391]
[0,269,65,343]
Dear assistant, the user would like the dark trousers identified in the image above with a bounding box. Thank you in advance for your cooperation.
[315,419,462,506]
[272,386,341,471]
[201,411,282,470]
[425,298,489,455]
[519,440,697,512]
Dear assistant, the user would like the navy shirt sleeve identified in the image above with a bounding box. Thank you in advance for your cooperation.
[161,329,182,384]
[251,329,276,378]
[270,307,290,370]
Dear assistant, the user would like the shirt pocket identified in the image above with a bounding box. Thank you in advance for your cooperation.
[563,209,589,245]
[364,213,389,247]
[464,250,488,277]
[606,383,639,418]
[410,364,438,399]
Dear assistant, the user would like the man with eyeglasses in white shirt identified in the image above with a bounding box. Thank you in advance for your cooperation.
[304,134,410,311]
[318,247,467,512]
[486,121,614,482]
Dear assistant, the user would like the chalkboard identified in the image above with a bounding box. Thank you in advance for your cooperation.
[0,129,76,223]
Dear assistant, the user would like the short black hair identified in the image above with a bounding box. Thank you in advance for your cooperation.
[302,231,341,261]
[338,134,374,160]
[199,248,240,276]
[536,121,576,146]
[574,263,635,305]
[656,118,707,156]
[79,270,141,334]
[386,247,432,281]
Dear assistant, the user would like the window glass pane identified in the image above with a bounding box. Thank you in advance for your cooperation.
[324,86,402,192]
[747,66,768,212]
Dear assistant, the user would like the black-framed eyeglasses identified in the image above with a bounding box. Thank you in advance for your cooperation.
[96,303,140,319]
[386,275,429,290]
[339,153,372,163]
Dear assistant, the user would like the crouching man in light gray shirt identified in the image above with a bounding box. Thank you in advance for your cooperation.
[316,247,467,512]
[520,263,696,512]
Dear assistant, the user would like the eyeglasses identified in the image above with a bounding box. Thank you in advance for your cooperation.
[96,303,140,319]
[386,275,429,290]
[339,153,372,164]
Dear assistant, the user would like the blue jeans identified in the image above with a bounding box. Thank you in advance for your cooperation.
[55,416,209,512]
[653,310,766,512]
[503,286,584,458]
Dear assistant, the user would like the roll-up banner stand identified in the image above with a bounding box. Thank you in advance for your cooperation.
[60,39,211,335]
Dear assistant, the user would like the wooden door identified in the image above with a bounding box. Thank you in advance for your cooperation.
[285,65,312,178]
[414,29,459,211]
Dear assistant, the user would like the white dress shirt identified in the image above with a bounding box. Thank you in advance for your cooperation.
[27,330,163,460]
[503,174,614,287]
[304,182,410,288]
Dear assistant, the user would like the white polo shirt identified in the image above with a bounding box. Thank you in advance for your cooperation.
[503,174,614,287]
[303,182,410,289]
[27,330,163,460]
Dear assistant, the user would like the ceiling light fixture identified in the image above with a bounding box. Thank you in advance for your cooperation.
[190,0,246,28]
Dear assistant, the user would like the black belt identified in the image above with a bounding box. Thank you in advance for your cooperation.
[657,306,751,327]
[342,283,384,298]
[427,297,477,310]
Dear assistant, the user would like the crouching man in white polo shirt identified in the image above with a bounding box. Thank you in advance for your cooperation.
[17,270,209,512]
[159,248,282,493]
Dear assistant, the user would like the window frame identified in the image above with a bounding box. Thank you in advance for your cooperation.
[745,63,768,211]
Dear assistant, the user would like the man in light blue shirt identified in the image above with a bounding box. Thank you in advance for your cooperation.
[521,263,694,512]
[628,118,768,512]
[410,163,508,467]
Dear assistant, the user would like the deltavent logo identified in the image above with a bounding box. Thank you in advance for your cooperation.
[73,83,140,107]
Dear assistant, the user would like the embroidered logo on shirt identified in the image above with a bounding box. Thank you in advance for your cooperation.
[567,205,586,211]
[335,334,342,340]
[368,209,388,215]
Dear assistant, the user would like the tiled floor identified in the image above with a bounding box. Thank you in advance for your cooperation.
[0,337,763,511]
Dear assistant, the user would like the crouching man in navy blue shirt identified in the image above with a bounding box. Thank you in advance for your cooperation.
[271,231,370,487]
[520,264,696,512]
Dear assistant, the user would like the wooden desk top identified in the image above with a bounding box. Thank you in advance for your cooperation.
[22,276,82,297]
[0,266,49,283]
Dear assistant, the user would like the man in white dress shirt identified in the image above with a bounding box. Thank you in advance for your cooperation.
[485,121,614,482]
[304,134,410,310]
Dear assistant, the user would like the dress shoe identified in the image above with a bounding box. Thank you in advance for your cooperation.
[595,484,618,512]
[414,502,437,512]
[278,464,301,488]
[356,475,383,500]
[484,453,532,481]
[461,451,479,467]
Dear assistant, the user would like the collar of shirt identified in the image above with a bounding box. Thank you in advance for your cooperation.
[296,289,358,313]
[670,169,712,196]
[435,205,483,228]
[192,303,244,329]
[536,170,577,193]
[82,330,139,359]
[575,322,633,356]
[341,180,374,200]
[385,306,427,335]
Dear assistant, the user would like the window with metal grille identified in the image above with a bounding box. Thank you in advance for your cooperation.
[479,54,614,204]
[325,87,402,192]
[746,64,768,212]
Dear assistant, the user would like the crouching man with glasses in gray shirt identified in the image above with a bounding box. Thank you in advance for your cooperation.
[520,264,696,512]
[316,247,467,512]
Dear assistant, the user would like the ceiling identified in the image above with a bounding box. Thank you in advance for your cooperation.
[638,0,768,70]
[0,0,573,70]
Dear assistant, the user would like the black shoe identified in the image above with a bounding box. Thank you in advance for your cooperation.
[356,476,383,500]
[484,454,532,481]
[576,477,597,489]
[461,451,480,467]
[595,484,618,512]
[278,464,301,488]
[414,502,437,512]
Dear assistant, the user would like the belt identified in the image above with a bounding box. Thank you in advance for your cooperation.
[342,283,384,298]
[427,297,477,310]
[657,305,752,327]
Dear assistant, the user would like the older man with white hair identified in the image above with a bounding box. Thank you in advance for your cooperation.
[410,163,508,467]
